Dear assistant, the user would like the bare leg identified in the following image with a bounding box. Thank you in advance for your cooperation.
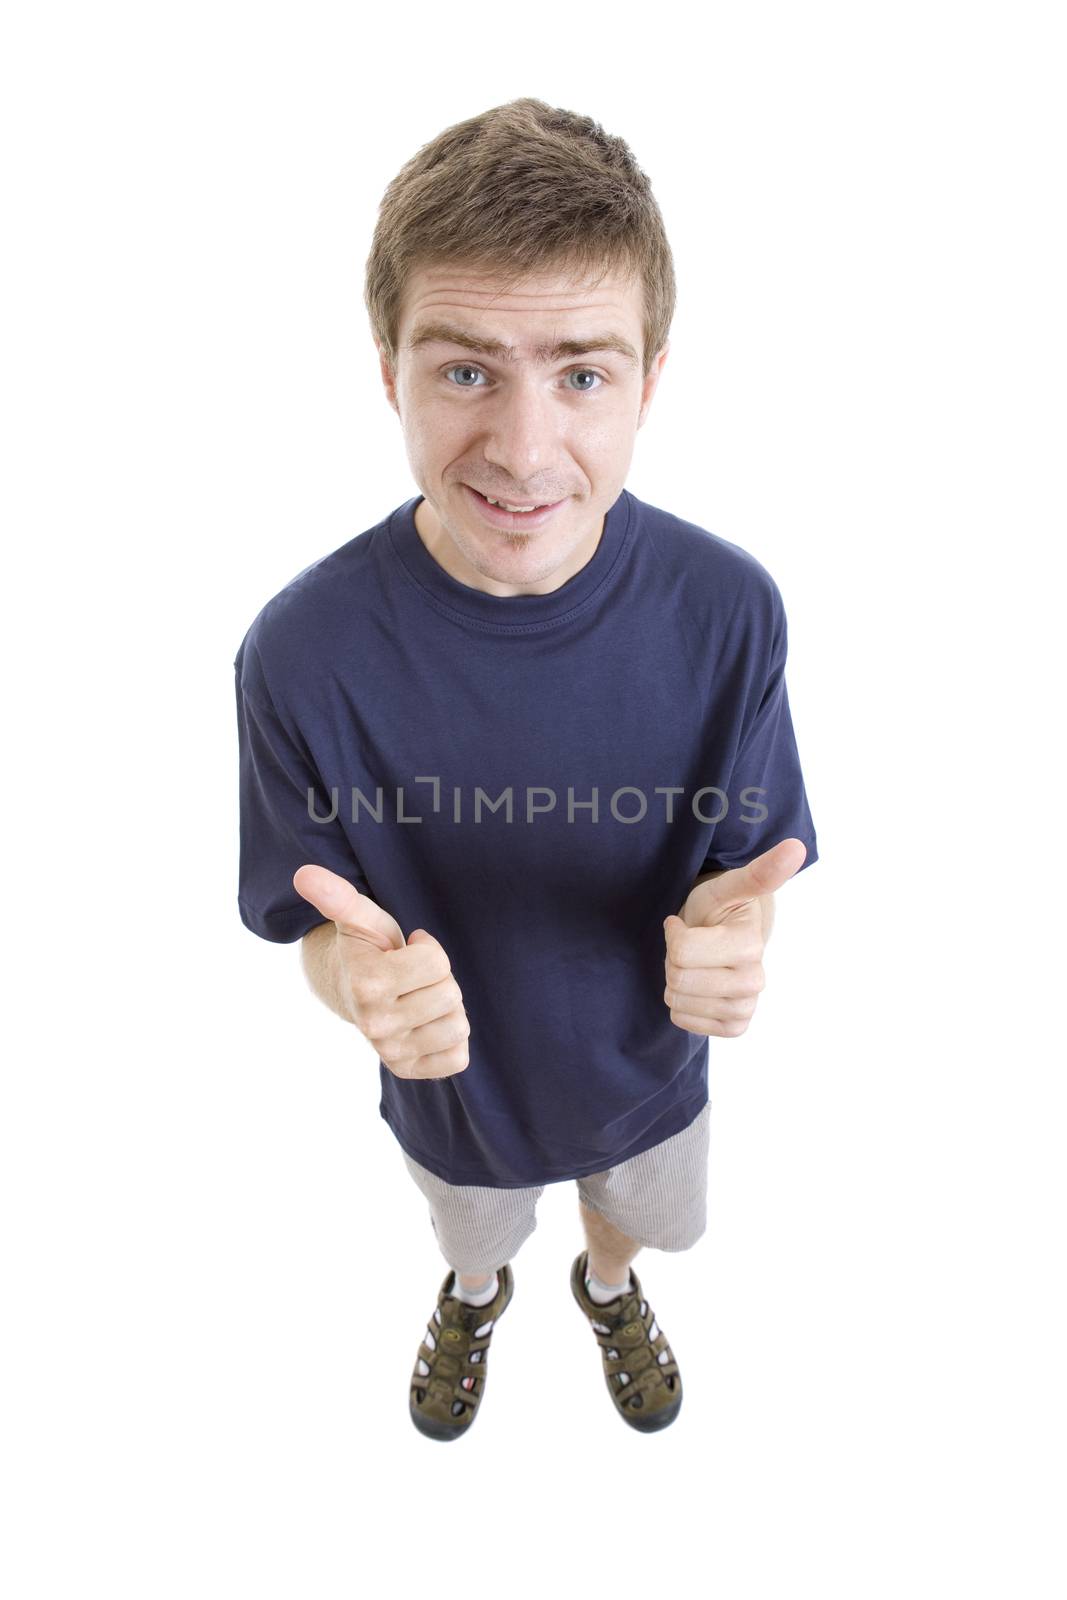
[580,1198,642,1285]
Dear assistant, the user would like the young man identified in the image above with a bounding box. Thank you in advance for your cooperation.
[234,98,819,1441]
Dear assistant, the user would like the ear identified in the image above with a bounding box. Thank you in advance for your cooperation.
[637,341,670,430]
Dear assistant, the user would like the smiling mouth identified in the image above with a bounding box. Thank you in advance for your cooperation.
[469,487,558,512]
[461,483,571,531]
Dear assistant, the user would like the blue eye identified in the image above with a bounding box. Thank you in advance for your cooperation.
[567,369,603,392]
[445,365,486,387]
[442,365,604,390]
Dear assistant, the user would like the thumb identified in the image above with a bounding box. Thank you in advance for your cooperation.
[696,838,808,920]
[292,864,404,953]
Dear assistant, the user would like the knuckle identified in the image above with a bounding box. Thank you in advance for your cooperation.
[358,1007,387,1039]
[444,1017,470,1048]
[349,1002,372,1032]
[381,1035,415,1066]
[429,947,452,981]
[351,972,389,1008]
[423,1045,467,1077]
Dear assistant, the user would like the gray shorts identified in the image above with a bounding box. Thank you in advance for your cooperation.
[401,1101,711,1275]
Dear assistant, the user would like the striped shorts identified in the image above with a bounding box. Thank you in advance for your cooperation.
[401,1100,711,1276]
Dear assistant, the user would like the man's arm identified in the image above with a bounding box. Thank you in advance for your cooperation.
[685,868,776,944]
[300,921,356,1023]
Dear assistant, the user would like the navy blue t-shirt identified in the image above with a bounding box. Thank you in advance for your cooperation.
[234,488,819,1187]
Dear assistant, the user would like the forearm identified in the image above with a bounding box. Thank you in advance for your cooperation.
[300,921,355,1023]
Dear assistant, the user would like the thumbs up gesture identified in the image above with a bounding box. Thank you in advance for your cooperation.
[292,865,472,1079]
[661,838,807,1038]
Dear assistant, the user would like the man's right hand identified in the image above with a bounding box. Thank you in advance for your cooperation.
[293,865,471,1080]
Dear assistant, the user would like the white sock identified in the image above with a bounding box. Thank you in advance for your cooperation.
[452,1270,499,1307]
[585,1267,633,1304]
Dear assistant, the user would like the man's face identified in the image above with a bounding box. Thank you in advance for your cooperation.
[378,262,669,596]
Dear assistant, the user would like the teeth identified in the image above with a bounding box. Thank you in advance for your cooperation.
[485,496,539,512]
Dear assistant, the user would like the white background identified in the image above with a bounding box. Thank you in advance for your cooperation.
[3,2,1064,1596]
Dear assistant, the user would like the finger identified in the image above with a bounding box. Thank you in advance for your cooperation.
[393,928,461,997]
[665,959,765,1001]
[698,838,808,918]
[384,1006,472,1069]
[665,987,757,1022]
[665,919,764,968]
[394,1041,469,1080]
[669,1012,750,1038]
[292,864,403,952]
[387,972,466,1028]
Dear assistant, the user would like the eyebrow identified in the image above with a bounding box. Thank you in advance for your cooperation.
[405,319,640,370]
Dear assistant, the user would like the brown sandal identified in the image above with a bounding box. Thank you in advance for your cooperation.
[409,1263,515,1441]
[570,1249,683,1432]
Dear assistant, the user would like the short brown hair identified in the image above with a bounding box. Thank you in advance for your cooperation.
[364,97,676,381]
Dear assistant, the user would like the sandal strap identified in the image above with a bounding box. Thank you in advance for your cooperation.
[583,1300,679,1401]
[411,1295,503,1413]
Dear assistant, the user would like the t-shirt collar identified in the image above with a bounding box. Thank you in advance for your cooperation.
[386,488,633,630]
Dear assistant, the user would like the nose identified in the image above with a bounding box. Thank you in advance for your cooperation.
[479,374,558,490]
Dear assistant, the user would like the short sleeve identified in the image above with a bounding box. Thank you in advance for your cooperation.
[700,583,819,875]
[234,662,373,943]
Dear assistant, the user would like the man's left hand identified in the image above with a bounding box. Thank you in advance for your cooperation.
[662,838,808,1037]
